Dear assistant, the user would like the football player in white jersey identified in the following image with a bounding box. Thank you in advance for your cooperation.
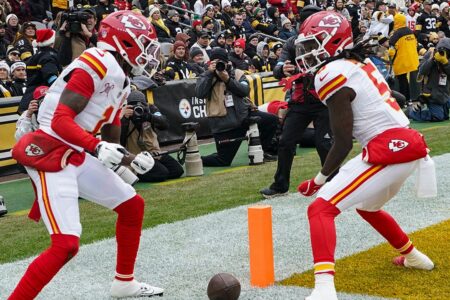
[293,11,435,300]
[9,11,164,299]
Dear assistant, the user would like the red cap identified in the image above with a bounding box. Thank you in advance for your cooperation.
[33,86,49,100]
[193,19,202,28]
[234,38,246,49]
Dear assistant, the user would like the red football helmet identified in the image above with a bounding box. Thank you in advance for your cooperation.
[295,11,353,74]
[97,11,160,76]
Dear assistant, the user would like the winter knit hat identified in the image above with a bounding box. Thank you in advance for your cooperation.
[440,2,449,11]
[190,47,203,59]
[210,47,229,62]
[10,61,26,73]
[272,42,283,53]
[253,7,262,17]
[222,0,231,8]
[5,14,18,25]
[281,14,291,27]
[173,40,186,52]
[148,5,160,18]
[193,19,202,28]
[35,29,55,47]
[0,61,9,74]
[168,10,179,18]
[234,38,246,49]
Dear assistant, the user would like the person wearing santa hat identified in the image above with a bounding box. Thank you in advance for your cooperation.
[18,28,61,114]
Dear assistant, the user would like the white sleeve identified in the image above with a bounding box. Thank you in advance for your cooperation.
[15,113,37,141]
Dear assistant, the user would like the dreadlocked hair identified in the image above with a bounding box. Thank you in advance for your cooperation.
[314,38,378,75]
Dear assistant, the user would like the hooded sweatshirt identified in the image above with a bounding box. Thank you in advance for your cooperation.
[389,13,419,75]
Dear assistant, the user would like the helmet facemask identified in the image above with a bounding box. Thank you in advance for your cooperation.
[295,31,331,74]
[113,29,160,77]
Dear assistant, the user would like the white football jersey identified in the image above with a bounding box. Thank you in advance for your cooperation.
[38,48,130,151]
[314,58,409,147]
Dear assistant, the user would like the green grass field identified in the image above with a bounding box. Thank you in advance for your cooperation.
[1,121,450,299]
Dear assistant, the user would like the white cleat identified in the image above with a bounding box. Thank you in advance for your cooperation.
[111,279,164,298]
[393,248,434,271]
[305,288,338,300]
[305,284,338,300]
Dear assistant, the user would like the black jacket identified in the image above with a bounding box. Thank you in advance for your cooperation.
[10,78,27,97]
[19,47,62,113]
[273,36,321,104]
[166,19,183,38]
[229,51,252,71]
[165,57,190,80]
[28,0,49,22]
[188,61,206,77]
[95,3,118,27]
[195,69,250,134]
[153,22,174,43]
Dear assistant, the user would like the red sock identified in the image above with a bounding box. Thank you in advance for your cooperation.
[113,194,145,281]
[308,198,341,275]
[8,234,79,300]
[357,209,414,254]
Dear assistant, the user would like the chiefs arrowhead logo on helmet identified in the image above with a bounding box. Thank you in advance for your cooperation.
[318,15,343,28]
[389,139,409,152]
[120,14,147,30]
[25,144,44,157]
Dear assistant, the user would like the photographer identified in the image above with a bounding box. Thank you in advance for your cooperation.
[196,47,278,167]
[120,90,184,182]
[408,38,450,122]
[55,7,97,67]
[15,86,48,141]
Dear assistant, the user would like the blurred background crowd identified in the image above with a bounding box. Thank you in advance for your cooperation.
[0,0,448,113]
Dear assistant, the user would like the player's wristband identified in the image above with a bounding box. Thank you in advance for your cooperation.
[314,172,328,185]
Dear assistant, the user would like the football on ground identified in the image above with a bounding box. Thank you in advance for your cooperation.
[207,273,241,300]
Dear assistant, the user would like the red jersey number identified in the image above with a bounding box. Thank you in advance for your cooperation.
[361,62,401,111]
[91,106,114,135]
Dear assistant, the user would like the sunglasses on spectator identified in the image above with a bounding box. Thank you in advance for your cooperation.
[10,52,19,56]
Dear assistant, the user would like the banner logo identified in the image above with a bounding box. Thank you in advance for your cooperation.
[179,98,192,118]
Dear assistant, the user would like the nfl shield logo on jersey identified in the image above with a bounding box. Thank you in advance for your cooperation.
[25,143,44,156]
[388,139,409,152]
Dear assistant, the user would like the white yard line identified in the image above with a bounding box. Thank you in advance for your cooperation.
[2,154,450,300]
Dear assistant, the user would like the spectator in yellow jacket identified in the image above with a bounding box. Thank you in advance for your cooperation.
[389,13,419,105]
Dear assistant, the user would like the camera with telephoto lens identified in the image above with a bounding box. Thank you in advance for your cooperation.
[130,102,152,124]
[215,60,227,72]
[61,8,91,33]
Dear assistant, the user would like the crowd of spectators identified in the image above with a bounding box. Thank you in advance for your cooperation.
[0,0,449,111]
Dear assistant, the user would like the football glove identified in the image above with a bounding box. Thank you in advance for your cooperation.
[131,151,155,174]
[95,141,126,168]
[297,172,328,197]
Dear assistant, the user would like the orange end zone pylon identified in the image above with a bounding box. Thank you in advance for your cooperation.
[248,205,275,287]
